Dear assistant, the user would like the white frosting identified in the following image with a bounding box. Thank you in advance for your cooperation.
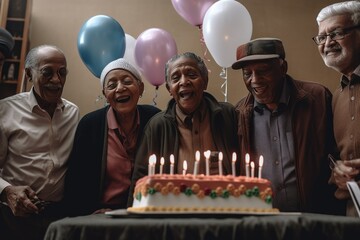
[132,192,272,210]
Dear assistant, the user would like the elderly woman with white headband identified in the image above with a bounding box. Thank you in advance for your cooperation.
[64,58,160,216]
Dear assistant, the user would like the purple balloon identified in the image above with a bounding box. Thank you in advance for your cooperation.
[171,0,216,26]
[134,28,177,87]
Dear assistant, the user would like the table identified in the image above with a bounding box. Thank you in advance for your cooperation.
[44,211,360,240]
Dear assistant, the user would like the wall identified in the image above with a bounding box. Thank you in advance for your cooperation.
[30,0,341,116]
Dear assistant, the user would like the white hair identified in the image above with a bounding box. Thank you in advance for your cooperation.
[316,1,360,25]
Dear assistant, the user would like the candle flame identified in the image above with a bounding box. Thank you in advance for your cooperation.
[183,160,187,170]
[232,152,237,162]
[204,150,211,159]
[170,154,175,164]
[160,157,165,165]
[250,161,255,168]
[195,150,200,161]
[245,153,250,164]
[149,154,156,165]
[218,152,223,161]
[259,155,264,167]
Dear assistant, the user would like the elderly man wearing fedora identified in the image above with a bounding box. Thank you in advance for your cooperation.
[232,38,344,214]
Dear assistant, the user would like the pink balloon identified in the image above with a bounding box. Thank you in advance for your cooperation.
[134,28,177,87]
[171,0,216,27]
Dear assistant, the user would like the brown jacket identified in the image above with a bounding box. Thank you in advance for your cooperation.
[236,75,345,214]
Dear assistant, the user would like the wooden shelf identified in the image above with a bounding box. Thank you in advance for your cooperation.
[0,0,32,99]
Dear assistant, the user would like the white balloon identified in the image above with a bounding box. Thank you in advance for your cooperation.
[123,34,138,69]
[202,0,253,68]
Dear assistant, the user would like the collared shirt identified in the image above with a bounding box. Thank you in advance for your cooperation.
[102,107,139,205]
[176,100,217,174]
[333,65,360,216]
[333,65,360,161]
[0,88,79,202]
[252,81,299,211]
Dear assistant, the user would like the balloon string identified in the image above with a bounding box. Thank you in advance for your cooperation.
[152,86,159,106]
[198,25,211,74]
[220,67,228,102]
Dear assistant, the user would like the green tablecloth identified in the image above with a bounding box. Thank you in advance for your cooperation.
[44,212,360,240]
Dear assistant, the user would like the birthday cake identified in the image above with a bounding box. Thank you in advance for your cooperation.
[128,174,278,213]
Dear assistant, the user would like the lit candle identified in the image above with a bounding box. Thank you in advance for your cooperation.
[232,152,237,177]
[160,157,165,175]
[148,155,152,176]
[183,160,187,175]
[194,151,200,176]
[204,150,211,176]
[258,155,263,178]
[245,153,250,177]
[250,161,255,178]
[151,154,157,175]
[170,154,175,175]
[218,152,223,176]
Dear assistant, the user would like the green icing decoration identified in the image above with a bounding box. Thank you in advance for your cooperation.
[252,186,259,197]
[148,188,156,195]
[136,192,142,201]
[185,187,193,196]
[222,190,230,198]
[265,195,272,204]
[245,189,253,197]
[210,190,217,199]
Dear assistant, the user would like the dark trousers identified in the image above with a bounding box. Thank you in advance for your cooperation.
[0,202,66,240]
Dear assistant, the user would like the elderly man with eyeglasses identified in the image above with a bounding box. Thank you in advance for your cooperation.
[0,45,80,239]
[314,1,360,217]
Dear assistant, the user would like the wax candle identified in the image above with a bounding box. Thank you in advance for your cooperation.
[194,151,200,176]
[218,152,223,176]
[204,150,211,176]
[232,152,237,177]
[245,153,250,177]
[148,155,152,176]
[151,154,157,175]
[160,157,164,175]
[170,154,175,175]
[250,161,255,178]
[183,160,187,175]
[258,155,264,179]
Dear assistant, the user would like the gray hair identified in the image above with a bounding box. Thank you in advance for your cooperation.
[165,52,208,84]
[25,45,66,69]
[316,1,360,25]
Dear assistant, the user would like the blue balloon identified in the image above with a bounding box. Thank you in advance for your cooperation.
[78,15,125,78]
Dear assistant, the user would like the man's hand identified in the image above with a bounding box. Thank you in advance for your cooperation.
[333,159,360,190]
[0,185,39,216]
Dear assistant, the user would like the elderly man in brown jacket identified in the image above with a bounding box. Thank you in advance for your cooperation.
[232,38,344,214]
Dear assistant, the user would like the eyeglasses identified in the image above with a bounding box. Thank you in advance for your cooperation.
[38,67,68,80]
[312,25,360,45]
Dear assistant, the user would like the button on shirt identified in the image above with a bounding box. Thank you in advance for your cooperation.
[0,88,79,202]
[176,101,217,174]
[334,67,360,161]
[252,82,299,211]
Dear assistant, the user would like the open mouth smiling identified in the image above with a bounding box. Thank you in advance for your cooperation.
[253,85,266,94]
[325,47,341,56]
[45,85,62,92]
[116,95,130,103]
[179,90,194,100]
